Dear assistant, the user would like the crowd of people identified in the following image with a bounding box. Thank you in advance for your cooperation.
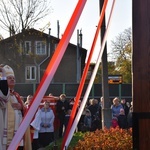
[0,64,133,150]
[111,97,133,129]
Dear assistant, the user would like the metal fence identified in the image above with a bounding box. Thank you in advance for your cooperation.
[15,83,132,102]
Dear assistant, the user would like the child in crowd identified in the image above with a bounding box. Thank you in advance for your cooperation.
[118,108,128,129]
[111,117,118,128]
[83,109,92,132]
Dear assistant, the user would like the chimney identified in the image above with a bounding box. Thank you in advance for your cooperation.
[57,20,60,39]
[79,29,82,47]
[77,29,79,45]
[48,28,51,37]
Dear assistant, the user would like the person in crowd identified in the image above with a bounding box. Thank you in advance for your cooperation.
[87,99,99,121]
[121,99,129,116]
[31,101,55,149]
[126,101,130,108]
[78,106,87,132]
[30,106,41,150]
[49,93,53,96]
[111,116,119,128]
[25,95,33,109]
[56,94,69,138]
[90,99,102,131]
[117,108,128,129]
[91,113,102,131]
[64,109,72,133]
[83,109,92,132]
[24,94,38,149]
[0,66,9,150]
[100,96,104,108]
[69,97,81,131]
[69,97,75,110]
[0,65,31,150]
[94,99,102,118]
[39,101,55,147]
[69,97,81,110]
[94,99,100,111]
[111,97,123,117]
[127,101,133,128]
[69,97,81,124]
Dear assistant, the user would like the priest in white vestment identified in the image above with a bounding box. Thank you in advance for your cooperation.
[0,65,31,150]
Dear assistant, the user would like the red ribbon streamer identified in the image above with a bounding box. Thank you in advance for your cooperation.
[61,0,108,149]
[8,0,87,149]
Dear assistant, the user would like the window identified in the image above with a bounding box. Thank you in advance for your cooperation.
[24,41,31,54]
[35,41,46,55]
[20,41,31,55]
[26,66,36,80]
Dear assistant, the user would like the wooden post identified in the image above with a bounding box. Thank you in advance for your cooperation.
[133,0,150,149]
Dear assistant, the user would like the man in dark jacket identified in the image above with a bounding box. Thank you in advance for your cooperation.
[56,94,69,138]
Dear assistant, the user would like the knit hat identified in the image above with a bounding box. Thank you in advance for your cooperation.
[3,65,14,77]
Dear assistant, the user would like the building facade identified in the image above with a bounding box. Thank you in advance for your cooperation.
[0,28,87,83]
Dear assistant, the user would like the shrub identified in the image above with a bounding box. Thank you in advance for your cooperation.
[46,127,132,150]
[74,127,133,150]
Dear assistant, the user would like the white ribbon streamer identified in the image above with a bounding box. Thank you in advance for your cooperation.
[64,0,116,149]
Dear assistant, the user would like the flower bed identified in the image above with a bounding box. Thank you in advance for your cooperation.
[73,127,132,150]
[46,127,132,150]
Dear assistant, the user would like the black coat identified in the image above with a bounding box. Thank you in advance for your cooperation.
[56,99,69,120]
[121,103,129,116]
[118,114,128,129]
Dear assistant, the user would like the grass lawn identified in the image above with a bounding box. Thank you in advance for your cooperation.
[45,132,85,150]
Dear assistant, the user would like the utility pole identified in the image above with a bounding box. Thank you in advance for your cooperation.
[99,0,112,128]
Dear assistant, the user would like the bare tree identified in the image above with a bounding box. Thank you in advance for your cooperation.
[110,28,132,61]
[0,0,52,36]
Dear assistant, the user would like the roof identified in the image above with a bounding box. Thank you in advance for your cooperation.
[0,28,87,50]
